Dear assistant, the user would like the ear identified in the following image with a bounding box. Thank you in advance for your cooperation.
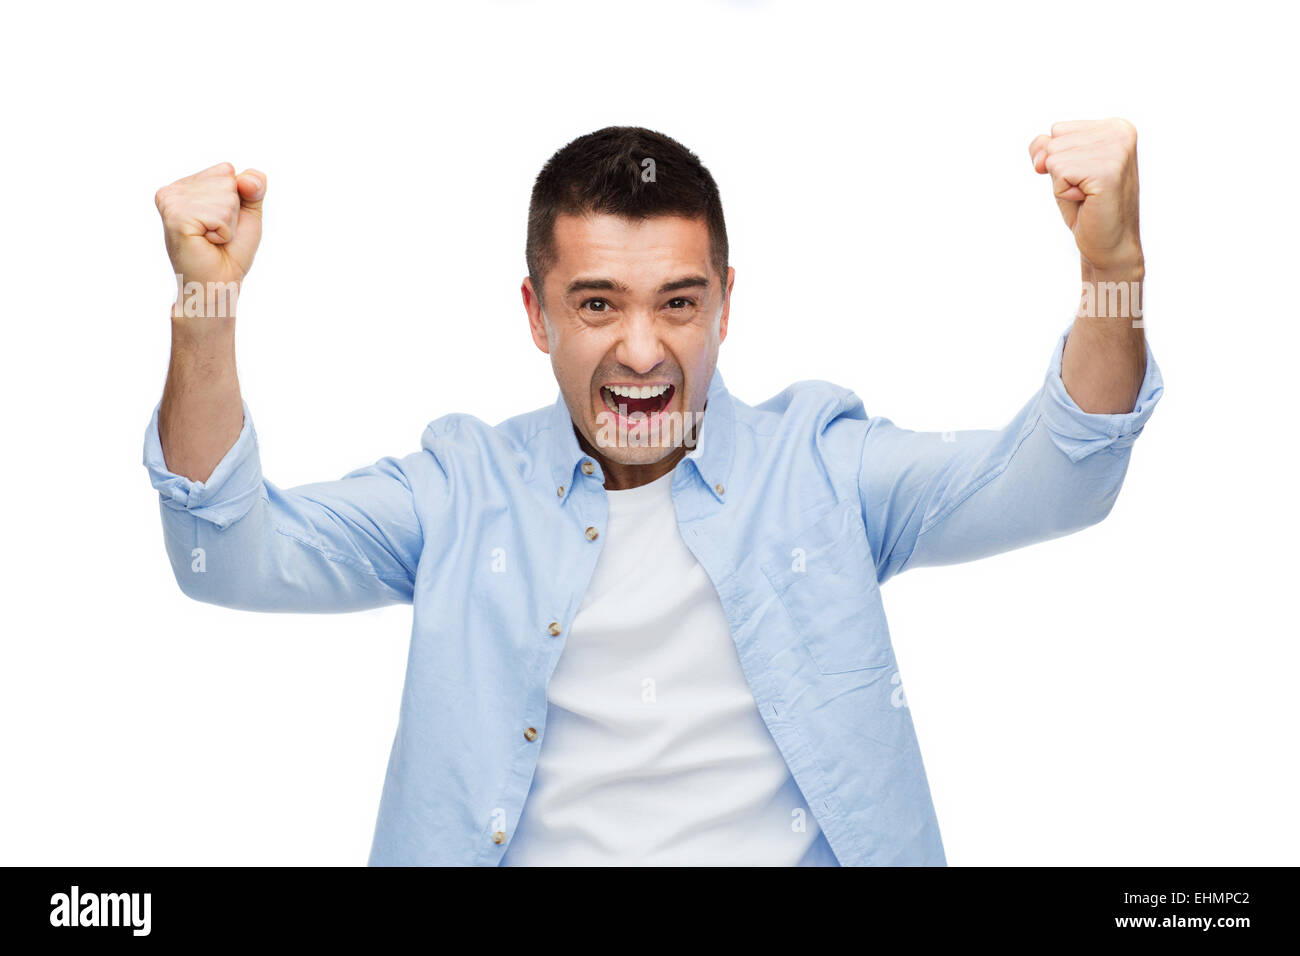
[522,277,551,354]
[718,266,735,344]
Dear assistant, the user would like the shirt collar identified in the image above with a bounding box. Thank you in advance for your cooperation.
[545,365,735,505]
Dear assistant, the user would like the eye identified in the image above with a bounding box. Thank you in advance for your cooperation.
[581,298,610,313]
[666,297,696,310]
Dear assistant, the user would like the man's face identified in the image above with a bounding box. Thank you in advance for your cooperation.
[523,212,734,483]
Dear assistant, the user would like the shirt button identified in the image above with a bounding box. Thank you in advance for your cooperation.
[581,460,595,476]
[524,727,538,742]
[715,483,725,495]
[556,485,565,497]
[548,621,562,636]
[585,526,599,541]
[492,830,507,845]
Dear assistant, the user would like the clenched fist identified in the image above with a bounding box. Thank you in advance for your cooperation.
[155,162,266,316]
[1029,118,1142,275]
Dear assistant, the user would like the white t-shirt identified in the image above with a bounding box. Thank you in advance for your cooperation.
[501,467,838,866]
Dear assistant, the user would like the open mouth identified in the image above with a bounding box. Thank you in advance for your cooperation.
[600,383,675,421]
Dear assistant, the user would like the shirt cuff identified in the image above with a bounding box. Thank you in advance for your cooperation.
[1040,321,1165,463]
[142,399,264,529]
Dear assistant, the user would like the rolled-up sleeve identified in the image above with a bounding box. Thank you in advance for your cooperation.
[143,400,425,612]
[1039,324,1163,462]
[144,400,264,530]
[860,321,1164,584]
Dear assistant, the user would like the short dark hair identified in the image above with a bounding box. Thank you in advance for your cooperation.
[526,126,729,304]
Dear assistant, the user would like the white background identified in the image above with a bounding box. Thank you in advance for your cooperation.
[2,0,1296,866]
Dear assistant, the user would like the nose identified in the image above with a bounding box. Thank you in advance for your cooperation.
[614,312,666,376]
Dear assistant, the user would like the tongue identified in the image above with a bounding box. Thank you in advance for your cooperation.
[609,387,668,416]
[620,395,660,415]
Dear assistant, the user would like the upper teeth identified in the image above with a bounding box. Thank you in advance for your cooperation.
[606,384,670,399]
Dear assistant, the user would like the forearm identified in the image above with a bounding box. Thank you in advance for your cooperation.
[1060,260,1147,414]
[159,315,243,483]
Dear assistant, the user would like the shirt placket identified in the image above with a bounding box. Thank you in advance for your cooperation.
[481,456,610,862]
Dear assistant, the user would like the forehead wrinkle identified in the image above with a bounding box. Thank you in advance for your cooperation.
[551,214,714,296]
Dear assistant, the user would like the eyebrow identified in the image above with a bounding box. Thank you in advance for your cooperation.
[564,275,711,296]
[658,275,711,294]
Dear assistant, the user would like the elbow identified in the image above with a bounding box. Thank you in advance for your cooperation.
[169,546,217,604]
[1061,453,1128,533]
[1081,483,1122,529]
[162,530,230,607]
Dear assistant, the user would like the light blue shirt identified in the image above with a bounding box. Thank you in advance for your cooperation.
[142,321,1163,865]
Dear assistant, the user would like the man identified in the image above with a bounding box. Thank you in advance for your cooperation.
[145,124,1162,866]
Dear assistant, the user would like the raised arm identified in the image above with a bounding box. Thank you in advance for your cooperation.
[155,162,261,483]
[1030,117,1147,416]
[860,118,1161,584]
[146,163,425,612]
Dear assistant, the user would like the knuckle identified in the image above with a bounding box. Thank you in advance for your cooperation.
[1110,117,1138,145]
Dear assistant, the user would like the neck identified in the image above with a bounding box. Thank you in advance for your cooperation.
[576,433,686,490]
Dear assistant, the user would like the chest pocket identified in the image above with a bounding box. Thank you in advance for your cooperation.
[760,499,894,675]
